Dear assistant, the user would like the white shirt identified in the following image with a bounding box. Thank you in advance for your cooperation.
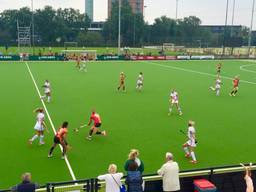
[188,126,195,140]
[157,160,180,192]
[37,113,44,124]
[138,74,143,82]
[44,82,51,93]
[170,91,178,101]
[98,173,123,192]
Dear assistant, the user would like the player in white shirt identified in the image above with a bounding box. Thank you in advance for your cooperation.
[29,108,48,145]
[168,89,182,116]
[41,80,51,103]
[136,72,144,91]
[210,75,222,96]
[79,56,88,72]
[240,163,254,192]
[182,120,197,164]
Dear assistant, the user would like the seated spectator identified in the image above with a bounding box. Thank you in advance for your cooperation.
[11,173,39,192]
[98,164,124,192]
[125,161,143,192]
[124,149,144,173]
[157,152,180,192]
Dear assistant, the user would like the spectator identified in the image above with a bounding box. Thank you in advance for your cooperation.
[125,161,143,192]
[240,163,254,192]
[11,173,39,192]
[98,164,124,192]
[157,152,180,192]
[124,149,144,173]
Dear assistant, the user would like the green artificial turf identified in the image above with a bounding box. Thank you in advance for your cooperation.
[0,59,256,189]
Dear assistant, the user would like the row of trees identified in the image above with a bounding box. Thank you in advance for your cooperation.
[0,2,254,48]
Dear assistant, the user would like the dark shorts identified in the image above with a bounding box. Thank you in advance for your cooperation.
[54,136,61,144]
[95,123,101,128]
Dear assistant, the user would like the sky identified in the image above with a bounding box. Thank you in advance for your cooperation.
[0,0,255,29]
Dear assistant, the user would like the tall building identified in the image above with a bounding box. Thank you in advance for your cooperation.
[85,0,94,22]
[108,0,144,18]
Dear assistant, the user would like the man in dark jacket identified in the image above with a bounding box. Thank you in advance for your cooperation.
[11,173,39,192]
[125,162,143,192]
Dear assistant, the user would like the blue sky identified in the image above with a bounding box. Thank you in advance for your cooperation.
[0,0,255,28]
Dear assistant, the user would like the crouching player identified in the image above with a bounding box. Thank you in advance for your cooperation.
[136,72,144,91]
[210,76,222,96]
[183,120,197,164]
[168,89,182,116]
[85,110,106,141]
[230,76,240,96]
[48,121,70,159]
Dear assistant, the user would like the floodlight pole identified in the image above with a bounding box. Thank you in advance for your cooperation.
[118,0,121,56]
[175,0,178,19]
[231,0,235,36]
[222,0,229,56]
[248,0,255,56]
[31,0,35,55]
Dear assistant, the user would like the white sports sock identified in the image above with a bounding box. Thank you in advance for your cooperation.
[47,96,51,102]
[191,151,196,161]
[40,135,44,143]
[216,90,220,96]
[183,147,189,154]
[31,135,38,141]
[169,108,172,113]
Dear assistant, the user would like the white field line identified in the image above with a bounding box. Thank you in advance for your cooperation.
[240,64,256,74]
[25,62,77,181]
[146,61,256,85]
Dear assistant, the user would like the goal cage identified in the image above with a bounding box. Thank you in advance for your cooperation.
[61,50,97,61]
[64,42,78,49]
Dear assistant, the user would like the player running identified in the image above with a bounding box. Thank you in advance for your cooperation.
[210,75,222,96]
[182,120,197,164]
[117,72,126,92]
[48,121,70,159]
[79,57,87,72]
[41,80,51,103]
[29,108,48,145]
[85,110,106,141]
[229,76,240,96]
[216,63,222,75]
[76,56,81,69]
[168,89,182,116]
[136,72,144,91]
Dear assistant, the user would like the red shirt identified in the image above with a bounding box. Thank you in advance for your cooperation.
[56,127,68,140]
[233,79,239,87]
[90,112,101,125]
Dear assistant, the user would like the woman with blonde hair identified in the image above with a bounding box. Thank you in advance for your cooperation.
[124,149,144,173]
[98,164,124,192]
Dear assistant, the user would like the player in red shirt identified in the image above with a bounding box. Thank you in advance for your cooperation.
[48,121,69,159]
[117,72,126,92]
[85,110,106,140]
[216,63,222,75]
[230,76,240,96]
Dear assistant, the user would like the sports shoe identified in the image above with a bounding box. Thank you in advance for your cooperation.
[185,153,191,158]
[190,160,197,164]
[61,155,66,160]
[102,131,107,136]
[28,139,33,145]
[48,154,53,158]
[86,136,92,141]
[39,141,45,145]
[179,112,183,116]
